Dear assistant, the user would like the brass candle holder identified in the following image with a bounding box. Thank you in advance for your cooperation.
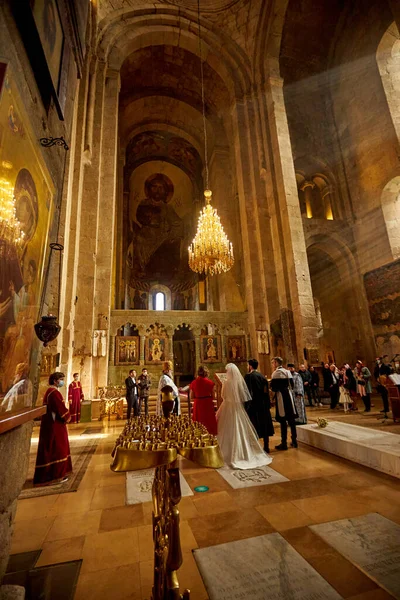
[111,387,223,600]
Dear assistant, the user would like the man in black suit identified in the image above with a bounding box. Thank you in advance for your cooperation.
[125,369,138,420]
[244,358,274,453]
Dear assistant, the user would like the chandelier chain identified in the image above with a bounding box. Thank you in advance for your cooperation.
[197,0,209,190]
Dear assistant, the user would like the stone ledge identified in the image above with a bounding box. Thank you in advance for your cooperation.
[297,421,400,479]
[0,407,46,435]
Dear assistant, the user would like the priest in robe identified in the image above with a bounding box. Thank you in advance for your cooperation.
[34,372,72,486]
[68,372,84,423]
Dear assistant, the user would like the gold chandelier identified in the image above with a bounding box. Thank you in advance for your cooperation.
[189,189,234,275]
[0,175,24,248]
[188,0,234,276]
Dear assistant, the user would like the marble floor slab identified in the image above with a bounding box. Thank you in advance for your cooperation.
[310,513,400,599]
[217,465,289,489]
[126,469,193,505]
[297,421,400,478]
[194,532,342,600]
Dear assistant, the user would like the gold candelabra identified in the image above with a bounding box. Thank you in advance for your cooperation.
[111,389,223,599]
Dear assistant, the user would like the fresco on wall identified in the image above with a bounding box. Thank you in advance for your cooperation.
[0,66,54,412]
[364,258,400,359]
[126,161,197,294]
[126,131,203,181]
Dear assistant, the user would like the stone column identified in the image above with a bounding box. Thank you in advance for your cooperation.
[92,68,120,391]
[192,326,201,372]
[230,99,271,355]
[109,335,115,365]
[140,335,146,364]
[221,330,227,362]
[72,60,107,393]
[209,147,244,312]
[263,74,319,360]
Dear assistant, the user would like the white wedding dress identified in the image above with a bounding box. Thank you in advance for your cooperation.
[216,363,272,469]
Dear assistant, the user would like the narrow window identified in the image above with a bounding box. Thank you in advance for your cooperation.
[154,292,165,310]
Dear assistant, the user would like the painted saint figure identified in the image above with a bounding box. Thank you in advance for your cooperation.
[206,337,217,360]
[129,173,182,276]
[68,372,84,423]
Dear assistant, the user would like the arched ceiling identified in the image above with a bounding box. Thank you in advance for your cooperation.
[98,0,243,20]
[119,45,231,117]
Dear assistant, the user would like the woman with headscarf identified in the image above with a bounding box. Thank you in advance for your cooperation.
[216,363,272,469]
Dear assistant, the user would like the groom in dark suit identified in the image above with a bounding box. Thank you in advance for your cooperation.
[244,358,274,453]
[125,369,138,420]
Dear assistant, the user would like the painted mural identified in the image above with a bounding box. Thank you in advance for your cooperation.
[126,160,197,294]
[364,258,400,359]
[0,66,54,412]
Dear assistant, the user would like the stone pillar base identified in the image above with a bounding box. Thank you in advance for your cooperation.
[1,585,26,599]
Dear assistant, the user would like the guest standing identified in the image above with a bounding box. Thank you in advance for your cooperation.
[68,372,84,424]
[157,361,180,416]
[34,372,72,486]
[244,358,274,453]
[354,360,372,412]
[137,368,152,417]
[125,369,139,420]
[328,364,340,409]
[287,364,307,424]
[309,366,322,406]
[376,356,392,414]
[298,364,313,406]
[270,357,298,450]
[189,365,217,434]
[344,363,358,411]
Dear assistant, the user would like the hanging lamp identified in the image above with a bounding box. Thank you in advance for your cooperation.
[188,0,234,276]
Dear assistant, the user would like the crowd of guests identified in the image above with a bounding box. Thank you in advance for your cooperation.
[32,353,396,487]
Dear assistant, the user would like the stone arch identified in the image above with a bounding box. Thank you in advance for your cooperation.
[305,234,372,364]
[377,22,400,146]
[381,176,400,259]
[96,9,251,99]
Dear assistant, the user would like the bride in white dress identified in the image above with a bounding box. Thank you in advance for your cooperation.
[216,363,272,469]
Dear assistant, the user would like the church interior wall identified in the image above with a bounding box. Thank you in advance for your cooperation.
[0,0,83,581]
[280,0,400,365]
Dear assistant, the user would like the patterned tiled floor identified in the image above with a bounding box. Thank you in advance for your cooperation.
[11,415,400,600]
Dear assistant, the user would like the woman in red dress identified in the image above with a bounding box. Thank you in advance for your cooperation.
[189,365,217,434]
[33,372,72,486]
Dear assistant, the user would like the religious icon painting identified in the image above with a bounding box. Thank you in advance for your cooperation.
[226,335,246,362]
[200,335,221,363]
[115,336,140,366]
[256,330,269,355]
[145,335,168,364]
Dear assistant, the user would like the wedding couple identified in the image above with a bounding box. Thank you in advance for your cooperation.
[217,361,274,470]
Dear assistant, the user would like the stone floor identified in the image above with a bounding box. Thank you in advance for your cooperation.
[10,409,400,600]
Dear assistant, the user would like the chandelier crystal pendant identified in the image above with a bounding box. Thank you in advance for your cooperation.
[188,189,234,276]
[188,0,234,276]
[0,176,25,249]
